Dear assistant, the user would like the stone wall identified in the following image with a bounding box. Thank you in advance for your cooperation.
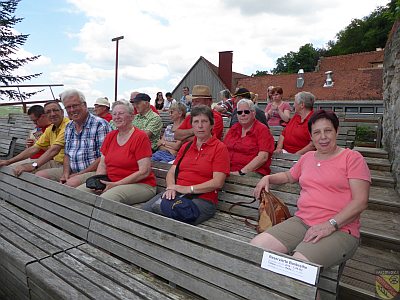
[383,20,400,193]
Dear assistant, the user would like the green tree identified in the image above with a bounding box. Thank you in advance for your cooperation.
[252,70,269,77]
[271,44,321,74]
[0,0,41,100]
[326,0,398,56]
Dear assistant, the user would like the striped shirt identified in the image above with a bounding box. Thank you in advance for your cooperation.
[64,113,111,173]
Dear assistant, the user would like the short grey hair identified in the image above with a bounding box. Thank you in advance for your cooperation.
[236,98,255,111]
[112,99,134,114]
[169,102,187,118]
[60,89,86,104]
[219,89,231,99]
[295,92,315,110]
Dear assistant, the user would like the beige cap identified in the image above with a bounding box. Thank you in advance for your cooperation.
[95,97,110,107]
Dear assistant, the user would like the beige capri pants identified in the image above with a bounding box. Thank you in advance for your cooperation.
[266,216,359,267]
[77,182,156,205]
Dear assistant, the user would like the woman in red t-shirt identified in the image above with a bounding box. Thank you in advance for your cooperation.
[274,91,316,155]
[142,105,230,225]
[78,100,156,205]
[224,99,274,177]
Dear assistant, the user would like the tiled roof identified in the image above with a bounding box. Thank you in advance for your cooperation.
[317,50,384,71]
[237,51,384,101]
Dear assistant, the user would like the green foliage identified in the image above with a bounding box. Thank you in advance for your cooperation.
[0,105,23,116]
[252,70,269,77]
[355,125,377,143]
[0,0,42,100]
[272,44,322,74]
[326,0,398,56]
[266,0,398,74]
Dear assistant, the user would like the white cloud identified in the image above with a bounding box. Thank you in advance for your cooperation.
[12,0,389,106]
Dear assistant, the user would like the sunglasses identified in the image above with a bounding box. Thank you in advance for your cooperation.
[237,110,251,115]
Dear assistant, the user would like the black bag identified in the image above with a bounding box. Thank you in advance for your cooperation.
[86,174,111,191]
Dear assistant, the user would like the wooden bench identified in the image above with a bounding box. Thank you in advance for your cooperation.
[0,168,197,300]
[0,135,17,160]
[0,168,327,299]
[0,200,85,299]
[151,161,343,300]
[1,156,398,299]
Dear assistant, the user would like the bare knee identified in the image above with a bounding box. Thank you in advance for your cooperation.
[35,170,50,179]
[65,176,83,188]
[292,251,310,262]
[250,232,288,253]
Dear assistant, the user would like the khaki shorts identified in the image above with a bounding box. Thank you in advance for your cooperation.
[266,216,359,267]
[44,168,94,186]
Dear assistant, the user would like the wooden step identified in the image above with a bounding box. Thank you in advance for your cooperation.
[355,147,388,159]
[339,245,400,300]
[370,169,396,188]
[368,186,400,212]
[364,157,391,172]
[360,210,400,251]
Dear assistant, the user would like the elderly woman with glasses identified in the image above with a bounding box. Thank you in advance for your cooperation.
[78,100,157,205]
[223,99,275,177]
[152,103,187,162]
[265,86,291,126]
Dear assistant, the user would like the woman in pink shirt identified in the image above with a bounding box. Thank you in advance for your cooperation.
[251,110,371,268]
[264,86,291,126]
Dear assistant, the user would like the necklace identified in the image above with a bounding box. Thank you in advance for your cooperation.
[315,146,340,167]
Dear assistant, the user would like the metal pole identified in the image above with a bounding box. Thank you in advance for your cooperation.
[111,36,124,102]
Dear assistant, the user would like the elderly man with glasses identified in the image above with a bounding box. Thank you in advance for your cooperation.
[36,89,112,187]
[0,101,70,176]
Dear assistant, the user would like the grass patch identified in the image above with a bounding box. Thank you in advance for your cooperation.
[0,106,23,116]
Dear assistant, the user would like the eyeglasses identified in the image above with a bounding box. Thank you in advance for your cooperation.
[44,109,61,115]
[64,103,82,111]
[237,110,251,115]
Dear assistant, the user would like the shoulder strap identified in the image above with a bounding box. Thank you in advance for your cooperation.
[174,141,193,182]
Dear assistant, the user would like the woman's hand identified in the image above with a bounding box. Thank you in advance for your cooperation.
[101,180,118,193]
[163,187,177,200]
[303,221,336,243]
[273,148,283,154]
[254,175,271,199]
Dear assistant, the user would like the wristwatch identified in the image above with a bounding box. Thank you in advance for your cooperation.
[329,218,339,231]
[238,170,246,176]
[31,162,38,170]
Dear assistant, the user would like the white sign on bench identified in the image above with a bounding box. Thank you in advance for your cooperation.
[261,251,320,285]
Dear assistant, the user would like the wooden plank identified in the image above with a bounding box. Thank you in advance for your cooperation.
[0,236,35,283]
[0,265,30,300]
[76,243,196,300]
[88,232,244,300]
[27,262,93,300]
[0,167,96,214]
[53,251,153,300]
[90,202,320,300]
[88,220,296,300]
[0,201,84,247]
[65,247,192,300]
[0,191,90,240]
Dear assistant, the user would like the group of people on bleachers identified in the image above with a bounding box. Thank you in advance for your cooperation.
[0,84,371,270]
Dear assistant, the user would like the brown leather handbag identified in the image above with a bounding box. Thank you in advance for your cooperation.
[257,189,291,233]
[229,189,291,233]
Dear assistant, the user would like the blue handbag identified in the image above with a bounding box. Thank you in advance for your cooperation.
[160,194,200,224]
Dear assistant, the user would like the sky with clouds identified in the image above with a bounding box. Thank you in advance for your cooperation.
[6,0,389,106]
